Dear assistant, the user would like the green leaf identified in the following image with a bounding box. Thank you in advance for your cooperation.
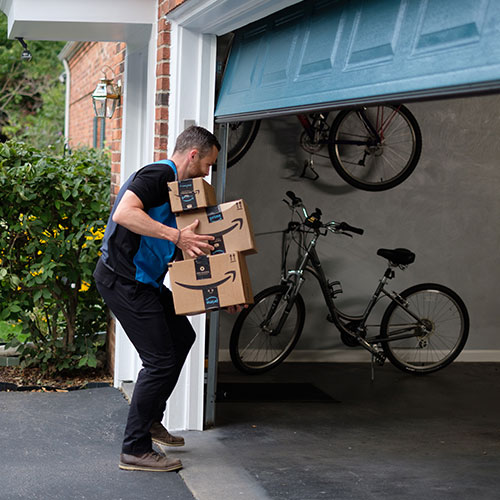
[10,275,20,288]
[87,351,98,366]
[77,355,88,368]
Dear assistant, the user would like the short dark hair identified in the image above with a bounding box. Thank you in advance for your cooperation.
[173,126,221,157]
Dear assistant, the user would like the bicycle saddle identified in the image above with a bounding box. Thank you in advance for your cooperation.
[377,248,415,265]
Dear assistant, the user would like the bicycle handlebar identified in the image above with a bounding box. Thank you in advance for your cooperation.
[336,221,364,235]
[284,191,364,236]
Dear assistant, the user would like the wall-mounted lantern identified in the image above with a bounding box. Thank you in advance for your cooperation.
[15,38,32,61]
[92,66,122,119]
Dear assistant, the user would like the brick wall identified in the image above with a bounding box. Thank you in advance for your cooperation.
[155,0,188,160]
[67,41,125,206]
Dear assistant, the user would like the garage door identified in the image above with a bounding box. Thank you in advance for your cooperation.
[215,0,500,121]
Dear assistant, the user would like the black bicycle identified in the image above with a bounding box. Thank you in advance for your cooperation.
[230,191,469,375]
[219,104,422,191]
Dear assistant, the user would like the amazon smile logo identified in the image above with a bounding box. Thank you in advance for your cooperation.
[174,270,238,310]
[174,270,236,291]
[172,190,200,201]
[209,218,243,236]
[169,178,202,209]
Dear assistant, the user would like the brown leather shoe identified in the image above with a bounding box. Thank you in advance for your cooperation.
[119,451,182,472]
[150,421,185,447]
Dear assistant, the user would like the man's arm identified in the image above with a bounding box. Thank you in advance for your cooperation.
[112,190,214,258]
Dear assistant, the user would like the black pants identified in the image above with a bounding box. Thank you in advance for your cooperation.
[96,275,196,454]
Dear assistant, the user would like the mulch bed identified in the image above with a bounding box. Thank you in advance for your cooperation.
[0,366,113,392]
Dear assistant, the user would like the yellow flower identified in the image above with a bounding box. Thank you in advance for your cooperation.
[86,225,106,241]
[79,281,90,292]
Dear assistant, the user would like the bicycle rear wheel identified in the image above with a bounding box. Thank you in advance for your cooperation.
[380,283,469,374]
[214,120,260,169]
[229,285,305,374]
[328,104,422,191]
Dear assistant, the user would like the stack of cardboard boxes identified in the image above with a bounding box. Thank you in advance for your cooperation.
[167,178,256,315]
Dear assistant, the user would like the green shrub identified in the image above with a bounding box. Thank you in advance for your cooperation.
[0,141,110,373]
[0,320,25,343]
[0,13,66,151]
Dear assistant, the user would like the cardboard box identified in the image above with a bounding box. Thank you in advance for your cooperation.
[176,199,257,259]
[168,178,217,212]
[168,252,253,315]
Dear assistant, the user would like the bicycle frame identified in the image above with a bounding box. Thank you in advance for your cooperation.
[297,106,404,147]
[281,228,429,358]
[296,113,331,145]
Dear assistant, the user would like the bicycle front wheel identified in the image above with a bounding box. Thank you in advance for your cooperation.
[380,283,469,374]
[229,285,305,374]
[328,104,422,191]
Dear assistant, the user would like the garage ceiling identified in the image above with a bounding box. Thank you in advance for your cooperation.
[215,0,500,121]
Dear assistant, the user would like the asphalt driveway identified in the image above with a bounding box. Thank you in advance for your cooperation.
[0,387,195,500]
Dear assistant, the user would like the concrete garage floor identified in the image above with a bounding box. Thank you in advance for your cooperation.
[214,362,500,500]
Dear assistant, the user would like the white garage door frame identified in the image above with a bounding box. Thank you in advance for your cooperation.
[165,0,301,430]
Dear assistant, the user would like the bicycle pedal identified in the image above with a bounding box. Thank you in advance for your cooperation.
[373,353,386,366]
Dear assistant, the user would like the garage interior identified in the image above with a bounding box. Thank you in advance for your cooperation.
[216,94,500,361]
[211,92,500,500]
[207,1,500,497]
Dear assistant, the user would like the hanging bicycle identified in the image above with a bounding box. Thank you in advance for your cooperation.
[218,104,422,192]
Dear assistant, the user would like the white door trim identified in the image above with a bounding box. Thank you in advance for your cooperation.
[162,20,217,431]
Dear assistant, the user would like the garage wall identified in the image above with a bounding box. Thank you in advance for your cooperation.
[216,94,500,358]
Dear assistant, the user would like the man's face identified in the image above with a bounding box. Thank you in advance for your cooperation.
[188,145,219,178]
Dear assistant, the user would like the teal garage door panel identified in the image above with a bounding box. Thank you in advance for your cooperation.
[215,0,500,120]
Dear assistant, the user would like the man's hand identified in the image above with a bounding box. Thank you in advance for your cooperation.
[176,219,214,258]
[225,304,248,314]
